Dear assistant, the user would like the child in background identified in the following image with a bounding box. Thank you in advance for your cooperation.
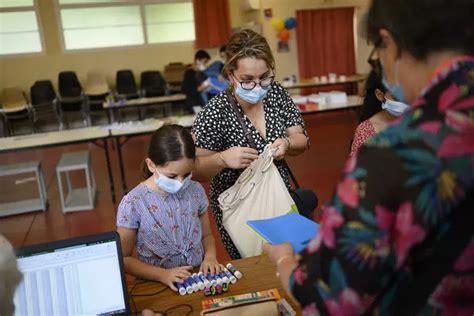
[350,70,409,156]
[182,50,211,113]
[204,45,230,98]
[117,125,222,291]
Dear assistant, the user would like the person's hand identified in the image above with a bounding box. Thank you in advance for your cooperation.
[263,243,295,267]
[221,147,259,169]
[200,255,224,276]
[159,266,192,291]
[218,74,225,82]
[271,138,290,160]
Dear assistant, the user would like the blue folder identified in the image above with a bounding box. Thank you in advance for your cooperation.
[247,213,320,253]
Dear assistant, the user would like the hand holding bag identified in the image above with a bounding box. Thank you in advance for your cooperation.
[219,145,297,258]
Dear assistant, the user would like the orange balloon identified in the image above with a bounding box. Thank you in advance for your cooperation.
[278,28,290,42]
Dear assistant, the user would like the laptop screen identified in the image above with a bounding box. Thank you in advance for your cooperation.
[14,233,129,315]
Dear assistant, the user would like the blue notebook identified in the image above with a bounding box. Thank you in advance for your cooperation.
[247,213,320,253]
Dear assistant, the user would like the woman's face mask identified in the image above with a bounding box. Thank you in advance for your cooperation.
[234,84,270,104]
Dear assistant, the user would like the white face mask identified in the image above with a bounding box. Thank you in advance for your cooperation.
[197,63,206,71]
[381,99,410,117]
[154,172,192,194]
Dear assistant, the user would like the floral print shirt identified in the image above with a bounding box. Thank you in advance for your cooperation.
[117,181,209,269]
[291,58,474,316]
[350,119,376,157]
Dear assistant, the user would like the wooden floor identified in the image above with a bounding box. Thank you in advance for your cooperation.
[0,109,357,262]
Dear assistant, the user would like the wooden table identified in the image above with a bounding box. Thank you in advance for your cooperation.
[286,74,367,94]
[0,126,116,203]
[128,255,301,315]
[103,94,186,122]
[108,115,196,195]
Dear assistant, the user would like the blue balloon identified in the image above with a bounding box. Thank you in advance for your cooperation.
[284,17,297,29]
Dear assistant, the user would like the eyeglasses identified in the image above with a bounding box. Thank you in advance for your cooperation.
[235,75,275,90]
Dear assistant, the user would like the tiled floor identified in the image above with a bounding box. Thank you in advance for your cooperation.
[0,109,357,262]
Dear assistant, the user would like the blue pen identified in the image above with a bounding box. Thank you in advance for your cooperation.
[223,268,237,284]
[214,273,223,286]
[175,282,187,296]
[184,277,194,294]
[206,274,217,286]
[198,272,211,287]
[192,273,205,290]
[218,272,229,284]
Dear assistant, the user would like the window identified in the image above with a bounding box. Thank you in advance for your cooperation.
[60,6,144,49]
[145,2,195,44]
[58,0,195,51]
[0,0,43,55]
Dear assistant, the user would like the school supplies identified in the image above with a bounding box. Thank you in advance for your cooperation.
[247,212,320,253]
[201,288,281,315]
[175,263,242,296]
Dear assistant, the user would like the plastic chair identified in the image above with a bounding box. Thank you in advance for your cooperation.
[84,70,111,124]
[58,71,89,129]
[115,70,139,100]
[1,87,34,136]
[140,71,168,97]
[115,70,140,121]
[164,62,187,94]
[30,80,59,132]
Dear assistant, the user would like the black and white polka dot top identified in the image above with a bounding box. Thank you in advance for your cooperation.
[192,82,308,207]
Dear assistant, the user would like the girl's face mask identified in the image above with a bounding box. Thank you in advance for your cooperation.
[154,172,192,194]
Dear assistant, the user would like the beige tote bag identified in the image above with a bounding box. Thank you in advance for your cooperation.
[219,146,297,257]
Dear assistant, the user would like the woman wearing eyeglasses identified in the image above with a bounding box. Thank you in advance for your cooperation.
[191,29,309,259]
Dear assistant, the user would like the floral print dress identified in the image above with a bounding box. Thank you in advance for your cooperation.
[117,181,209,269]
[291,58,474,315]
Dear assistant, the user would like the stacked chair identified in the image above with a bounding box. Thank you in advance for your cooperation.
[58,71,89,129]
[140,71,167,97]
[115,69,140,121]
[1,87,34,136]
[140,70,170,117]
[84,70,111,124]
[30,80,59,132]
[116,70,139,100]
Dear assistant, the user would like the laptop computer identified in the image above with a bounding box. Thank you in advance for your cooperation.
[14,231,130,315]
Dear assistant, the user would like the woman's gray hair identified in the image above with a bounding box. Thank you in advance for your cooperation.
[0,235,22,316]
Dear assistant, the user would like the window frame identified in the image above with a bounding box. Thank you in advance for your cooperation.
[0,0,45,58]
[55,0,195,53]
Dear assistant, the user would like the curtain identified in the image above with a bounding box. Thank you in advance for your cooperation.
[193,0,231,48]
[296,7,356,94]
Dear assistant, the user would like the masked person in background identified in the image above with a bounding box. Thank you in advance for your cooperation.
[182,50,211,114]
[191,29,309,259]
[350,69,409,156]
[116,125,222,292]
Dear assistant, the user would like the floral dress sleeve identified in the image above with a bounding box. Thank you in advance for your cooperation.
[350,120,376,157]
[116,194,141,229]
[290,145,411,315]
[195,183,210,216]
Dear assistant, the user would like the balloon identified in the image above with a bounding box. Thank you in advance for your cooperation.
[271,17,285,32]
[278,28,290,41]
[284,17,297,29]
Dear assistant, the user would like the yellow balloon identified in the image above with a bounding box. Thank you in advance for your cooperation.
[271,17,285,32]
